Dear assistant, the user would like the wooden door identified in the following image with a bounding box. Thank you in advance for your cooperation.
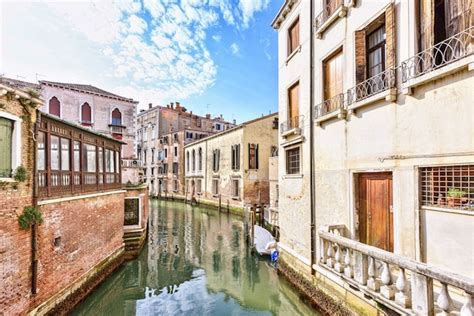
[358,172,393,252]
[288,82,299,127]
[324,49,343,101]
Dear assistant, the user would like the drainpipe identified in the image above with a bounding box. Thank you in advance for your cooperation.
[31,110,40,294]
[309,0,317,275]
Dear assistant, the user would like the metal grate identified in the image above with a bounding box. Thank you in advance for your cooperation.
[420,165,474,211]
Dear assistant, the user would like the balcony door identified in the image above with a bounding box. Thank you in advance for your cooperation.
[358,172,393,252]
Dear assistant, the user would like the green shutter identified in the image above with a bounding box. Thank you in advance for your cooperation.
[0,118,13,177]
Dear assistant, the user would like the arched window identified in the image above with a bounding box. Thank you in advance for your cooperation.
[198,148,202,171]
[49,97,60,117]
[81,102,92,125]
[192,149,195,171]
[111,108,122,125]
[186,151,190,171]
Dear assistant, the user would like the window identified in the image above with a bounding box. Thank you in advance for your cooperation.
[173,162,178,175]
[111,108,122,125]
[286,147,300,175]
[231,145,240,171]
[248,144,259,170]
[49,96,60,117]
[324,49,343,101]
[73,141,80,172]
[151,149,155,164]
[37,132,46,171]
[163,162,168,173]
[232,179,240,198]
[367,25,386,78]
[196,179,202,194]
[288,82,300,129]
[60,138,70,171]
[212,149,220,172]
[50,136,60,170]
[420,165,473,211]
[174,146,178,157]
[192,149,196,171]
[164,148,168,158]
[144,149,147,165]
[186,151,190,171]
[173,180,178,192]
[0,118,13,177]
[212,179,219,195]
[84,144,97,172]
[288,17,300,55]
[198,148,203,171]
[81,102,92,125]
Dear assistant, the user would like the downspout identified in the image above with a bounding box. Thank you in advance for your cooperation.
[309,0,316,275]
[31,109,40,294]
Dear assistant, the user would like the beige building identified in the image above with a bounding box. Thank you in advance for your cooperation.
[273,0,473,315]
[184,113,279,212]
[137,102,234,196]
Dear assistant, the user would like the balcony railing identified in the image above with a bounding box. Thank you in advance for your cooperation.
[401,27,474,83]
[318,227,474,315]
[347,68,396,105]
[109,124,126,134]
[280,115,304,135]
[122,158,143,168]
[315,93,346,118]
[315,0,344,31]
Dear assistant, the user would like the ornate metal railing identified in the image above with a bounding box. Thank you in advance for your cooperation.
[401,27,474,83]
[109,124,126,134]
[347,68,396,105]
[280,115,304,134]
[315,0,344,31]
[319,227,474,315]
[315,93,346,118]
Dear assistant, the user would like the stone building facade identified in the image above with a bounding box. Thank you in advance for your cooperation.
[137,102,235,196]
[38,80,140,184]
[0,80,147,314]
[273,0,473,314]
[184,113,279,212]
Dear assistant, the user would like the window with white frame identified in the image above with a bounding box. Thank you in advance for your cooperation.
[212,179,219,195]
[0,113,21,178]
[196,179,202,194]
[420,165,474,211]
[286,147,300,175]
[232,179,240,198]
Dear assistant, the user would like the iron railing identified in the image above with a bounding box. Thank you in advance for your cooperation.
[315,0,344,31]
[280,115,304,134]
[401,27,473,82]
[315,93,346,118]
[109,124,126,134]
[347,68,396,105]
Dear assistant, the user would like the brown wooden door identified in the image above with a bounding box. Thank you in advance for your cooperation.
[324,49,343,100]
[358,172,393,252]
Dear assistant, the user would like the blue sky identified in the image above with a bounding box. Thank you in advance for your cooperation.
[0,0,281,123]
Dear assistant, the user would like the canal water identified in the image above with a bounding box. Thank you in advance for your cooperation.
[72,200,318,315]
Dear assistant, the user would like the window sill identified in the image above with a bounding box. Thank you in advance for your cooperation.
[0,177,16,183]
[212,194,220,198]
[282,174,303,179]
[315,108,346,126]
[402,55,474,95]
[347,88,397,115]
[286,45,301,65]
[421,206,473,217]
[232,197,241,201]
[281,127,302,139]
[315,5,347,39]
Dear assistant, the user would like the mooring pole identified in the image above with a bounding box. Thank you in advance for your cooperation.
[218,194,221,212]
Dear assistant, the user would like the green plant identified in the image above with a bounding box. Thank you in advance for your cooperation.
[447,187,467,198]
[18,206,43,230]
[13,166,28,182]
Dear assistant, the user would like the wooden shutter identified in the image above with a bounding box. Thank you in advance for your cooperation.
[355,30,367,83]
[385,3,397,69]
[0,118,13,177]
[49,97,60,117]
[324,50,343,100]
[288,83,299,121]
[419,0,434,52]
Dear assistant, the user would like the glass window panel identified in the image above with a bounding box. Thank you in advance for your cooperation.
[37,131,46,171]
[84,144,96,172]
[51,136,60,170]
[115,151,119,173]
[60,138,70,171]
[74,141,80,172]
[98,148,104,172]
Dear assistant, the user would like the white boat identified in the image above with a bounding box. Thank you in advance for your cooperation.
[253,225,277,255]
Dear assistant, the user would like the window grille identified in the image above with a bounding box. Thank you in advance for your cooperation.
[420,165,474,211]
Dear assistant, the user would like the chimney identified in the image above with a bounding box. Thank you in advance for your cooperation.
[170,102,174,109]
[166,104,170,108]
[206,114,211,119]
[148,103,152,109]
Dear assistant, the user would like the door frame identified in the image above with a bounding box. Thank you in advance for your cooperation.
[350,169,396,252]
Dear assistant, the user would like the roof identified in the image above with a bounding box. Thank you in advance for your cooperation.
[39,111,126,145]
[184,112,278,148]
[40,80,138,104]
[271,0,299,29]
[0,77,40,92]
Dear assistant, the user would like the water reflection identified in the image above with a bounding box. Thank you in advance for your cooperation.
[72,201,317,315]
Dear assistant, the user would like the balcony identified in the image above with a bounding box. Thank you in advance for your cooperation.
[122,158,143,168]
[314,93,347,125]
[318,226,474,315]
[280,115,304,138]
[401,27,474,94]
[346,68,397,114]
[315,0,347,38]
[109,124,126,134]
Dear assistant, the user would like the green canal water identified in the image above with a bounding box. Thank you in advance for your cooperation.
[72,200,318,315]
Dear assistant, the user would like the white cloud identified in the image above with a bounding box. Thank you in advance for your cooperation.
[1,0,271,108]
[230,43,240,56]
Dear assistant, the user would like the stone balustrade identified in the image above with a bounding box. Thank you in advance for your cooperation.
[318,226,474,315]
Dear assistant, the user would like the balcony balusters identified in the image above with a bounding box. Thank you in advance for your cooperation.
[346,68,396,105]
[280,115,304,135]
[315,93,346,118]
[315,0,345,31]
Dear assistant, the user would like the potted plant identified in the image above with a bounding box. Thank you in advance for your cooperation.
[446,187,468,207]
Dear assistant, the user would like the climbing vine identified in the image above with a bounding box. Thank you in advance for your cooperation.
[18,206,43,230]
[13,166,28,182]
